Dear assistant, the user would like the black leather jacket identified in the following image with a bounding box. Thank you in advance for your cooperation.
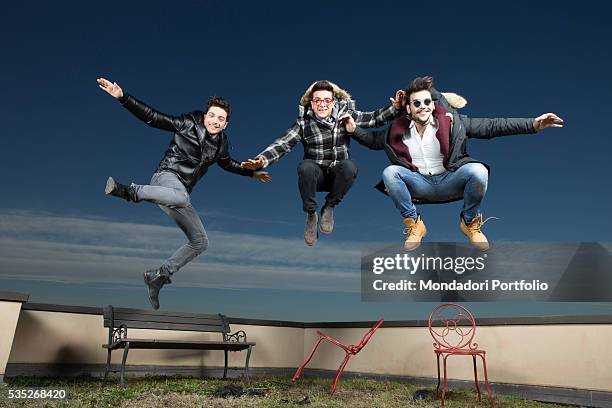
[119,93,253,193]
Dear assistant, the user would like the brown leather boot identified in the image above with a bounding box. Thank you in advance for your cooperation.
[460,213,497,251]
[403,215,427,251]
[319,204,334,235]
[304,212,318,246]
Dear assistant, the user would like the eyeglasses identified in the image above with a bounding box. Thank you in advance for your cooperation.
[410,98,432,108]
[312,98,334,105]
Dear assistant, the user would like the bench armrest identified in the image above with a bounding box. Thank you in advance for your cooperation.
[224,330,248,343]
[112,324,128,343]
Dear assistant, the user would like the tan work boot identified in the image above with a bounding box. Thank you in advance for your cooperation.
[460,213,497,251]
[403,215,427,251]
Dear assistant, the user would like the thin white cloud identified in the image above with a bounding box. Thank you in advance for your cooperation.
[0,210,363,292]
[198,209,300,226]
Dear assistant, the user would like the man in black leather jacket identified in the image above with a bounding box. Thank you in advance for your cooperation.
[97,77,270,309]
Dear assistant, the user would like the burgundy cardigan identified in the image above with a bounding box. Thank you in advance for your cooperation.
[387,103,452,171]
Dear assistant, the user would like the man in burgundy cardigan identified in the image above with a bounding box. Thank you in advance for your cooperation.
[349,76,563,251]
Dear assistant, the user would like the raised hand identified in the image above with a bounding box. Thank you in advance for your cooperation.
[390,89,406,110]
[254,170,271,183]
[533,113,564,131]
[97,77,124,99]
[339,114,356,133]
[241,157,265,170]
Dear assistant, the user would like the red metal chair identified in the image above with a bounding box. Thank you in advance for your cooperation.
[292,318,384,394]
[428,304,494,407]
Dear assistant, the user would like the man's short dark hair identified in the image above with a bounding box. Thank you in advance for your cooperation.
[404,76,434,101]
[311,80,334,97]
[206,96,231,120]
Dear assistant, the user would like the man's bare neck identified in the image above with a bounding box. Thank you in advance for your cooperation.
[414,121,427,137]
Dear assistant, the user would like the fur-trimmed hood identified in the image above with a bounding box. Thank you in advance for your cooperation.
[298,80,467,109]
[299,80,352,106]
[440,92,467,109]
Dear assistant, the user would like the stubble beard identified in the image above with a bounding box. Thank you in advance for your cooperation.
[413,113,430,126]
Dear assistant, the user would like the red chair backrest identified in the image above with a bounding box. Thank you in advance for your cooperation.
[428,304,477,351]
[355,318,385,352]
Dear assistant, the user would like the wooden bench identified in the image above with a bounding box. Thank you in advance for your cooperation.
[102,305,255,386]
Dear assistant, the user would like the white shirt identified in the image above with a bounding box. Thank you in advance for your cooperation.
[403,117,445,176]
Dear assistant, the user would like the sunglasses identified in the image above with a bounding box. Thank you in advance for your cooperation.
[312,98,334,105]
[410,98,432,108]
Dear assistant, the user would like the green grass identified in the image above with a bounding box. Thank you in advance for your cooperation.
[0,376,573,407]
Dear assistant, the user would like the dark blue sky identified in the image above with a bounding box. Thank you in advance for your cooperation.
[1,1,611,319]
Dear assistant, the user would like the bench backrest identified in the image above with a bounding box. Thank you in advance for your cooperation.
[103,305,230,335]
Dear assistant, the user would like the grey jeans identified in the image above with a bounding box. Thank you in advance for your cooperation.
[132,171,209,274]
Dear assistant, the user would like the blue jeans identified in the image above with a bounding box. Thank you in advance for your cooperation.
[131,171,209,274]
[382,163,488,224]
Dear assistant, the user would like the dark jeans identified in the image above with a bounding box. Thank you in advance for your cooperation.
[297,159,358,213]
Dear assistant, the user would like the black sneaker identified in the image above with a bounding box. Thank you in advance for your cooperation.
[304,212,318,246]
[143,268,172,310]
[319,204,334,235]
[105,176,137,202]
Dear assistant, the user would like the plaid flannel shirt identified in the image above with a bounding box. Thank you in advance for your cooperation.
[258,99,398,168]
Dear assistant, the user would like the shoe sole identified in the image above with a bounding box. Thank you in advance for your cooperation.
[319,224,333,235]
[319,217,333,235]
[460,225,489,251]
[105,177,116,195]
[404,243,421,251]
[469,241,489,251]
[404,229,426,252]
[305,231,318,246]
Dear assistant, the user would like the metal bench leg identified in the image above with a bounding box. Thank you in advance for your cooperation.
[244,345,252,380]
[120,342,130,388]
[223,350,229,379]
[104,349,112,380]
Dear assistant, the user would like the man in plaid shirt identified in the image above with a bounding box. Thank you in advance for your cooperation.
[242,80,402,246]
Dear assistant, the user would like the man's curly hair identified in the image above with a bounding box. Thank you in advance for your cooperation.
[206,96,231,120]
[404,76,434,101]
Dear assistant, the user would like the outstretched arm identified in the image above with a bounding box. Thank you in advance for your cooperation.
[97,77,187,133]
[241,121,303,170]
[218,154,271,182]
[340,115,386,150]
[464,112,563,139]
